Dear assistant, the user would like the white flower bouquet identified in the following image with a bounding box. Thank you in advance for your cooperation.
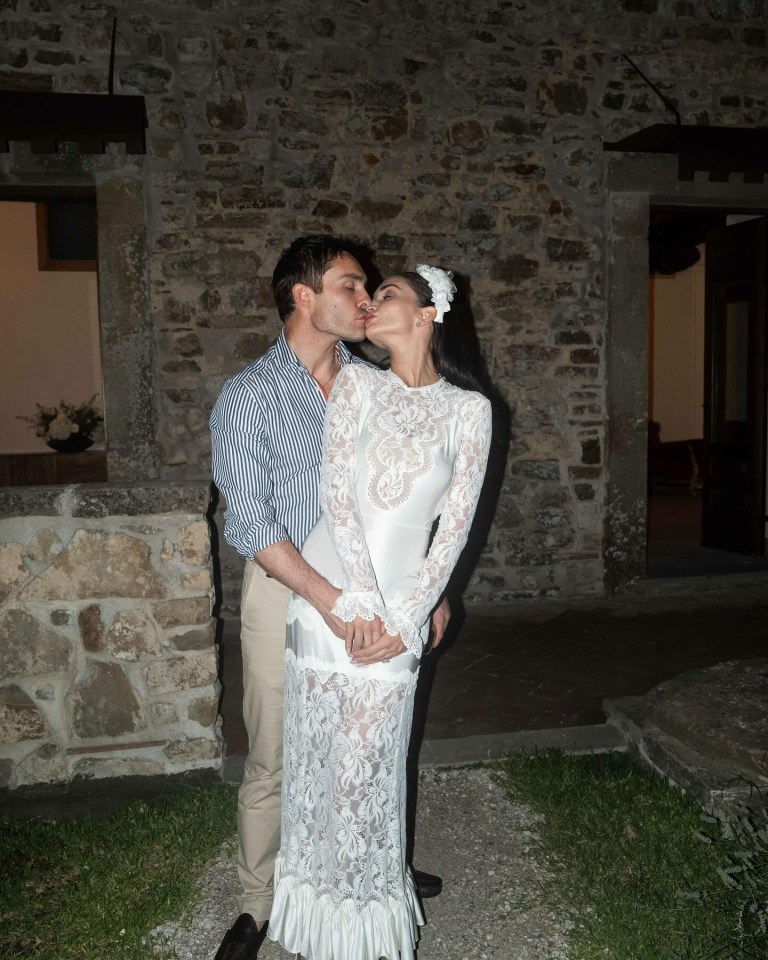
[18,395,104,451]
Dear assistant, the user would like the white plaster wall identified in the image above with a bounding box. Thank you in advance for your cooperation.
[0,201,101,453]
[649,247,705,443]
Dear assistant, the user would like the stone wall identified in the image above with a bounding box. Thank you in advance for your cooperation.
[2,0,768,607]
[0,484,221,791]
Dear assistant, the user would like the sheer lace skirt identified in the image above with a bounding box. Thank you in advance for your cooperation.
[268,637,424,960]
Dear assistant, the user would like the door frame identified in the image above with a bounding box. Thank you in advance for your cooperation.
[604,152,768,592]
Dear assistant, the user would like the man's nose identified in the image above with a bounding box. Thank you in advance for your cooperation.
[357,293,372,309]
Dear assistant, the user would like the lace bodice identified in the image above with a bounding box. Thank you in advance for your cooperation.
[321,364,492,656]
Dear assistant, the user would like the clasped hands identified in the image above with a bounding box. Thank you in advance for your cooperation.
[343,614,406,664]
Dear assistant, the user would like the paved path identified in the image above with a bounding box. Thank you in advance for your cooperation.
[151,768,570,960]
[219,581,768,761]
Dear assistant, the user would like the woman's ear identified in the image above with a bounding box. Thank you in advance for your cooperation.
[418,305,437,327]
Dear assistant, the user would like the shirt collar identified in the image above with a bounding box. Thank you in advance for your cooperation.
[275,329,354,370]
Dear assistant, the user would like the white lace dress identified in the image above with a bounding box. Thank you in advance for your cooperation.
[268,364,492,960]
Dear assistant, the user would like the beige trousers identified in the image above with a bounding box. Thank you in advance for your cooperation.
[237,559,291,920]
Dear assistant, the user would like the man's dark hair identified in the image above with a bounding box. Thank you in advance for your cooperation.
[272,235,357,321]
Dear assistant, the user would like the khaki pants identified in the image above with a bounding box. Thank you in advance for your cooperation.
[237,560,290,920]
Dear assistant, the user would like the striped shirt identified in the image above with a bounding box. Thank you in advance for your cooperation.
[210,330,369,559]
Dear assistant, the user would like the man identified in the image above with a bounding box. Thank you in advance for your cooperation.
[210,235,448,960]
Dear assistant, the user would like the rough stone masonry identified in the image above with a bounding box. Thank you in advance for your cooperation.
[3,0,767,606]
[0,484,221,788]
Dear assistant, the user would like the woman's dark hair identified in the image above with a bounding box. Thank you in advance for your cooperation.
[272,235,357,321]
[400,271,487,395]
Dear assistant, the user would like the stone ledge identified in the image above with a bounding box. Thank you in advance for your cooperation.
[0,488,66,517]
[72,482,212,518]
[0,482,212,518]
[605,669,768,820]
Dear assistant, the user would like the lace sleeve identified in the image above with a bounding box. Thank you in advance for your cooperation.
[386,392,492,656]
[320,365,386,624]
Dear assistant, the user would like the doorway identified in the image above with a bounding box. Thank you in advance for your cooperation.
[646,208,768,577]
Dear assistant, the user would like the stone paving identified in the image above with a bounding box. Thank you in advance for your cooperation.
[219,580,768,764]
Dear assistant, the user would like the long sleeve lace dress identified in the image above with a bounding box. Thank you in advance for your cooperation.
[268,364,492,960]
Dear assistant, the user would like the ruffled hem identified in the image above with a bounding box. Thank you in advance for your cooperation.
[267,857,424,960]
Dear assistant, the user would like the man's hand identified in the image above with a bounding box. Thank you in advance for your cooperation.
[429,596,451,652]
[305,579,347,641]
[350,630,406,665]
[255,541,347,639]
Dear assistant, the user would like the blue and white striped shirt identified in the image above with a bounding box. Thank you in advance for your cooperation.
[210,331,369,559]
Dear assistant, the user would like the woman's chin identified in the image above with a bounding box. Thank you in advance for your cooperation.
[364,328,386,348]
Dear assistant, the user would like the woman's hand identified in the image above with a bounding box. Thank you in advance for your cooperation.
[350,629,406,665]
[344,615,386,657]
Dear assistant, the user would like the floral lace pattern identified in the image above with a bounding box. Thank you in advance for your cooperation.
[366,372,453,512]
[322,365,492,656]
[280,649,418,902]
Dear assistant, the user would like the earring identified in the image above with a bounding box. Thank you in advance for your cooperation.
[416,320,422,328]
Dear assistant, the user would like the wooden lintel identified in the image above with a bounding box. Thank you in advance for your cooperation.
[0,89,147,155]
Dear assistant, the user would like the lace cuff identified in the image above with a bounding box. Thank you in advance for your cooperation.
[382,608,424,659]
[331,591,385,624]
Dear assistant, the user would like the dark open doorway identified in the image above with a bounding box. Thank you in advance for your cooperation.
[646,207,768,577]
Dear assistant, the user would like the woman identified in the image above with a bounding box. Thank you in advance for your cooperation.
[267,264,492,960]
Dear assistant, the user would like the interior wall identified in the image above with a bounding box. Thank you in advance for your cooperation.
[648,246,705,443]
[0,201,100,454]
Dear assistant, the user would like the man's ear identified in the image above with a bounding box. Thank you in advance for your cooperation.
[292,282,314,311]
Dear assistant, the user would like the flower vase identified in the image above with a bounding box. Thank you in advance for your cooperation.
[46,434,94,453]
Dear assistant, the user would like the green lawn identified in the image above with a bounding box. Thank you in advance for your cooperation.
[0,782,238,960]
[497,751,768,960]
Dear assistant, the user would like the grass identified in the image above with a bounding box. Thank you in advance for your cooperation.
[3,758,765,959]
[0,782,238,960]
[497,750,767,960]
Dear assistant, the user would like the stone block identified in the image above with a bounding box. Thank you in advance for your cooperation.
[153,597,211,628]
[119,61,172,94]
[0,542,27,601]
[13,742,68,787]
[73,757,165,779]
[187,696,218,726]
[163,737,220,762]
[21,531,164,601]
[552,81,588,115]
[206,95,247,131]
[182,570,213,592]
[70,662,144,740]
[107,611,162,661]
[170,623,215,651]
[179,520,211,566]
[79,604,104,653]
[150,700,179,724]
[0,684,48,743]
[23,528,62,565]
[0,609,72,681]
[145,653,217,696]
[490,255,539,283]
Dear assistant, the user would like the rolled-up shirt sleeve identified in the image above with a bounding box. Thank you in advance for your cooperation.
[210,377,291,559]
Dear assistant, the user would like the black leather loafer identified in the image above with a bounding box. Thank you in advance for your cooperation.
[213,913,268,960]
[413,868,443,898]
